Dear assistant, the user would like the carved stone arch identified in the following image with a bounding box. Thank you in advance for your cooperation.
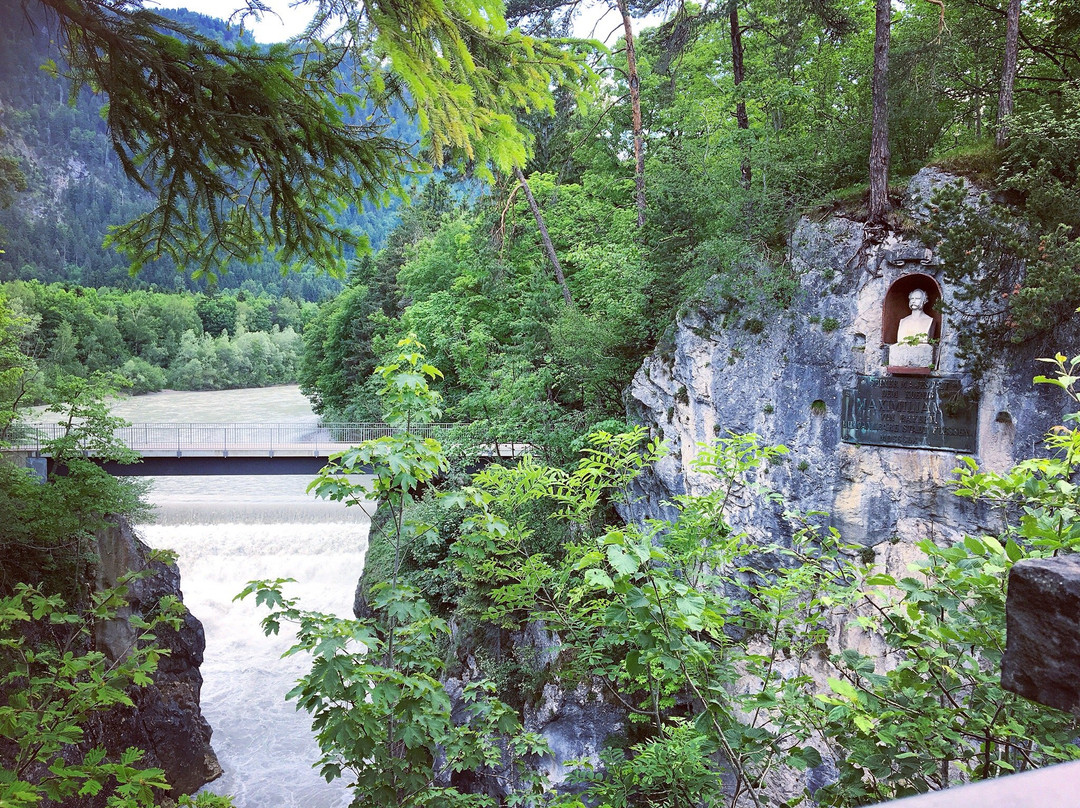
[883,273,943,344]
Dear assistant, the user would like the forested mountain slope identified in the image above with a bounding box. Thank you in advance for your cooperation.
[0,4,410,299]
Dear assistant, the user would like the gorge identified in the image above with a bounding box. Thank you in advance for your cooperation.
[40,174,1080,804]
[3,0,1079,801]
[122,387,370,807]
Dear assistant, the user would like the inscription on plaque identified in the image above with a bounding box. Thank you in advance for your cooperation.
[841,376,978,453]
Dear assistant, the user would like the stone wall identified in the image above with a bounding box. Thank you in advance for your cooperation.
[1002,556,1080,716]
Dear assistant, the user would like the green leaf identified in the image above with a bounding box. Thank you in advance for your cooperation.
[78,779,104,797]
[606,545,640,576]
[853,714,874,733]
[981,535,1006,556]
[828,677,859,701]
[788,745,823,770]
[584,569,615,591]
[1005,538,1024,562]
[963,536,986,555]
[865,573,897,587]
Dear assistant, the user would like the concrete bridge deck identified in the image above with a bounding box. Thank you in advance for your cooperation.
[6,422,459,457]
[3,422,525,475]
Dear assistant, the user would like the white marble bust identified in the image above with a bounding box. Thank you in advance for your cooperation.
[896,288,934,343]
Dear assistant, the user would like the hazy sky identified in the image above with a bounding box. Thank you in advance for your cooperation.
[148,0,313,41]
[148,0,634,44]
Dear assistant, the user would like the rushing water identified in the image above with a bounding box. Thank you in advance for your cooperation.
[125,386,371,808]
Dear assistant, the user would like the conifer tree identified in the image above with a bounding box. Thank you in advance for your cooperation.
[23,0,586,277]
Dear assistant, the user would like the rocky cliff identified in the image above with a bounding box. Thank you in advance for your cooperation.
[89,516,222,800]
[404,169,1077,802]
[621,168,1076,559]
[443,622,625,797]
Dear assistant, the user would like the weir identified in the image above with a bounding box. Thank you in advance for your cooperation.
[137,474,371,808]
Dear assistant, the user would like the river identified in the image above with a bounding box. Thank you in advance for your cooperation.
[122,385,370,808]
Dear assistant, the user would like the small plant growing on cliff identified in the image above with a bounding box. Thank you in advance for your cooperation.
[454,431,862,808]
[821,316,840,333]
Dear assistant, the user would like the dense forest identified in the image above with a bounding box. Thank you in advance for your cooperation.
[299,0,1080,453]
[3,281,312,396]
[2,0,1079,806]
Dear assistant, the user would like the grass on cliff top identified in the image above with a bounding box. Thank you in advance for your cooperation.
[930,141,1002,187]
[806,182,917,234]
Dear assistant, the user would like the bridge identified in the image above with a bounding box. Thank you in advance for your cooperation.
[5,422,482,475]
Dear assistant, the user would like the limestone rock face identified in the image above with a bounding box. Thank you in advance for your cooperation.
[442,621,625,798]
[90,517,223,798]
[612,168,1079,804]
[622,168,1075,553]
[1003,555,1080,716]
[527,680,625,786]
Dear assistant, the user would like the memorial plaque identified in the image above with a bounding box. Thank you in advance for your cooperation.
[841,375,978,453]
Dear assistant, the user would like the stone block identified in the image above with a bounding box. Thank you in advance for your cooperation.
[887,342,933,368]
[1002,555,1080,716]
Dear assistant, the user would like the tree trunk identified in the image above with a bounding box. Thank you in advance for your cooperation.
[868,0,892,227]
[730,2,751,189]
[996,0,1021,148]
[515,166,573,306]
[616,0,647,228]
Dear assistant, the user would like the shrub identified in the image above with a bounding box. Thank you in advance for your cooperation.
[119,357,167,394]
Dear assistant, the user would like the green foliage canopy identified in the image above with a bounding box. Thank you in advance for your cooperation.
[4,280,310,395]
[929,88,1080,371]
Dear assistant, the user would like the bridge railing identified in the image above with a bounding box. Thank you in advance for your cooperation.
[3,422,465,455]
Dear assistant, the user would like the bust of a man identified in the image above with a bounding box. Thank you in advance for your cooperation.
[896,288,934,343]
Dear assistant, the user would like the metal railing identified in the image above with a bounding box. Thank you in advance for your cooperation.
[2,422,466,455]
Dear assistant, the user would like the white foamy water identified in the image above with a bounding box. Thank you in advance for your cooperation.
[139,475,373,808]
[126,388,374,808]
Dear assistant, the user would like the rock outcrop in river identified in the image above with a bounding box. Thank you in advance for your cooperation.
[90,516,222,800]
